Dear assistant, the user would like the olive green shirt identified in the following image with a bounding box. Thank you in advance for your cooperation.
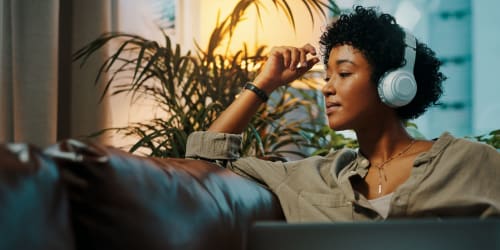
[186,131,500,222]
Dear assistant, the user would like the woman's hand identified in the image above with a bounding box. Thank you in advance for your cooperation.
[253,43,320,94]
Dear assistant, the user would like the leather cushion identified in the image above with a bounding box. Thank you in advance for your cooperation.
[46,139,283,250]
[0,144,74,250]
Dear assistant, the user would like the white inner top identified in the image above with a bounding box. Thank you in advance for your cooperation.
[368,192,394,219]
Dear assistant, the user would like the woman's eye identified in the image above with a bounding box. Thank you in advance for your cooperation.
[339,72,352,78]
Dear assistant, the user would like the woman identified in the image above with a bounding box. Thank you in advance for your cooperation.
[186,6,500,221]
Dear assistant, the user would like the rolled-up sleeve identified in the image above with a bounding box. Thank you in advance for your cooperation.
[185,131,289,188]
[186,131,242,160]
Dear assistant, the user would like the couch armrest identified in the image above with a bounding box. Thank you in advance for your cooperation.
[0,144,74,250]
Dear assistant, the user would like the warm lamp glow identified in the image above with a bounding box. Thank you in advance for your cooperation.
[198,0,330,55]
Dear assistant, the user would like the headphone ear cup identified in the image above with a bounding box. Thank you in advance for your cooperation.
[378,30,418,108]
[378,69,417,107]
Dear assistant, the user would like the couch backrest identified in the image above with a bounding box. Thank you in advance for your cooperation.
[45,139,285,250]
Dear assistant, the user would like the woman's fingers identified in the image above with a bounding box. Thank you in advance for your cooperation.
[258,44,320,89]
[280,48,291,68]
[289,47,300,70]
[277,45,318,70]
[302,43,317,55]
[297,57,320,73]
[297,44,317,69]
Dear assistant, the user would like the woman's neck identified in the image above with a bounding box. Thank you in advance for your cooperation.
[355,120,414,163]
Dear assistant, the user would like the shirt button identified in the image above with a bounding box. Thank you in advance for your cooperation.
[394,197,403,205]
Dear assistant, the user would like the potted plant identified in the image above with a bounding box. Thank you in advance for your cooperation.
[73,0,357,159]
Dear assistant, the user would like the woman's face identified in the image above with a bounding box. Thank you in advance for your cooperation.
[322,45,386,131]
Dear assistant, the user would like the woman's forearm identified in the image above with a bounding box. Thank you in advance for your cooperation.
[207,84,267,134]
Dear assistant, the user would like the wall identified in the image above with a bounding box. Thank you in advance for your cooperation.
[423,0,473,138]
[471,0,500,135]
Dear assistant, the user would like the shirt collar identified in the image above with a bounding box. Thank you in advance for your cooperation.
[413,132,454,166]
[350,132,455,171]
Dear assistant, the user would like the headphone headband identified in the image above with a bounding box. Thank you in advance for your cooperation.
[403,31,416,71]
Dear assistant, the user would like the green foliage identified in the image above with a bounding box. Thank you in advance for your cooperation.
[469,129,500,149]
[306,125,358,156]
[74,0,342,158]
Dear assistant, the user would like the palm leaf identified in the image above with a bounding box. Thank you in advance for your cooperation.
[75,0,342,158]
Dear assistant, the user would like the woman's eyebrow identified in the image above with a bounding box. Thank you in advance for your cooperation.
[336,59,356,66]
[325,59,357,72]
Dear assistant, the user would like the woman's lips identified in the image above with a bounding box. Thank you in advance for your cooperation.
[325,102,341,115]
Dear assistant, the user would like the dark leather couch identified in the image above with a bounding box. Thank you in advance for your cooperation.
[0,139,284,250]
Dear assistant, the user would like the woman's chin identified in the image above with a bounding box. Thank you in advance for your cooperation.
[328,122,345,131]
[328,117,353,131]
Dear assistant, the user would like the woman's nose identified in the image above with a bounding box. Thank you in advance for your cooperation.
[321,78,335,96]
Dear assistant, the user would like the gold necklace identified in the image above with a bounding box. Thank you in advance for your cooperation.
[372,140,416,195]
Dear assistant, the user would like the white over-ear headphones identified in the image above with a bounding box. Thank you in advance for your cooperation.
[377,30,417,107]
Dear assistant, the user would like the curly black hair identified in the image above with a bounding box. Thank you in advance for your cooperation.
[319,6,446,120]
